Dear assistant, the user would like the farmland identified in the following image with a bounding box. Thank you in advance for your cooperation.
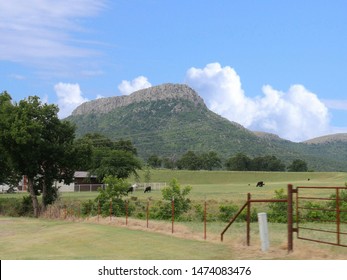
[1,170,347,260]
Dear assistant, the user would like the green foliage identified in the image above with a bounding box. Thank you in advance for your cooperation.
[177,151,222,170]
[77,133,142,180]
[155,179,192,219]
[0,196,34,217]
[147,155,162,168]
[0,92,89,217]
[67,94,347,171]
[93,150,142,180]
[218,204,258,222]
[218,204,239,222]
[250,155,286,171]
[18,196,34,216]
[302,201,328,222]
[81,199,98,216]
[226,154,286,171]
[268,189,288,223]
[225,153,252,171]
[143,165,151,183]
[325,190,347,221]
[92,176,131,217]
[287,159,308,172]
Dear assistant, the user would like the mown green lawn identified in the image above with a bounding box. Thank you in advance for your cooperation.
[0,217,236,260]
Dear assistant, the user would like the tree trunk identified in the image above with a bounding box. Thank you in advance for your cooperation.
[27,177,40,218]
[41,180,47,212]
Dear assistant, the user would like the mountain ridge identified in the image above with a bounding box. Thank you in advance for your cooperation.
[303,133,347,144]
[72,83,206,116]
[67,83,347,171]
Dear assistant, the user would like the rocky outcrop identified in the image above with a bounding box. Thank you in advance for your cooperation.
[71,83,206,116]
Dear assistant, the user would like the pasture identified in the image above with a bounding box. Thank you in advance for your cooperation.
[57,170,347,203]
[1,170,347,259]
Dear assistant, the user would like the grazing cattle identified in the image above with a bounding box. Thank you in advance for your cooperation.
[256,181,265,187]
[127,186,134,194]
[144,186,151,193]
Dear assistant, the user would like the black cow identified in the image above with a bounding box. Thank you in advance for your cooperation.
[127,186,134,194]
[144,186,151,193]
[256,181,265,187]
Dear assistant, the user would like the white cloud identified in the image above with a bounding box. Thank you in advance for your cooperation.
[323,99,347,111]
[186,62,331,142]
[0,0,105,65]
[118,76,152,95]
[54,82,88,118]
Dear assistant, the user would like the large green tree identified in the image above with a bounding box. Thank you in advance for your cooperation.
[225,153,252,171]
[0,92,90,217]
[250,155,285,171]
[177,151,202,170]
[77,133,142,180]
[200,151,222,170]
[287,159,308,172]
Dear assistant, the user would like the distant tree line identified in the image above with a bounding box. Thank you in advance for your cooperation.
[147,151,309,172]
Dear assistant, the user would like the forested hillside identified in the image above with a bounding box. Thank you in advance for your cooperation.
[67,84,347,171]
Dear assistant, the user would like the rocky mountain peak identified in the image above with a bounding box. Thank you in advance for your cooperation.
[71,83,206,116]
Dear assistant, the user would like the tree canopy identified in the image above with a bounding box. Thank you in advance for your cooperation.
[0,92,91,217]
[77,133,142,180]
[287,159,308,172]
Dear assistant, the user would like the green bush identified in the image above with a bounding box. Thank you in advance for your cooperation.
[156,179,192,220]
[81,199,98,216]
[0,196,34,217]
[268,189,288,223]
[94,176,132,217]
[219,204,239,222]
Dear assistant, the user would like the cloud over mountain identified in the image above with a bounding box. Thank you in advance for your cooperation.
[54,82,88,118]
[186,63,330,142]
[118,76,152,95]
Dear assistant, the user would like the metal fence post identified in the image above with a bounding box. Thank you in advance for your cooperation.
[204,198,207,240]
[172,197,175,234]
[247,193,251,246]
[287,184,294,253]
[146,199,149,228]
[126,200,128,226]
[336,188,340,245]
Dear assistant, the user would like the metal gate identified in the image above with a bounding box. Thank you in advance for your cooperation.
[295,186,347,247]
[221,184,347,252]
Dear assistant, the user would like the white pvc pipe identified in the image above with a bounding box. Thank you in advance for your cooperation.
[258,212,270,252]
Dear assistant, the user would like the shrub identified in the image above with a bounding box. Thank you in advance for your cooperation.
[218,204,239,222]
[0,196,34,217]
[94,176,131,217]
[268,189,288,223]
[154,178,192,220]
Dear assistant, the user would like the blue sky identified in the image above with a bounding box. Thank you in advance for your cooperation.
[1,0,347,142]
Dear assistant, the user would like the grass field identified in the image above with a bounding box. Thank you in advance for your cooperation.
[1,216,347,260]
[1,170,347,260]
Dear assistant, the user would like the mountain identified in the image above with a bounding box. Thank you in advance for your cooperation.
[303,133,347,144]
[67,83,347,171]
